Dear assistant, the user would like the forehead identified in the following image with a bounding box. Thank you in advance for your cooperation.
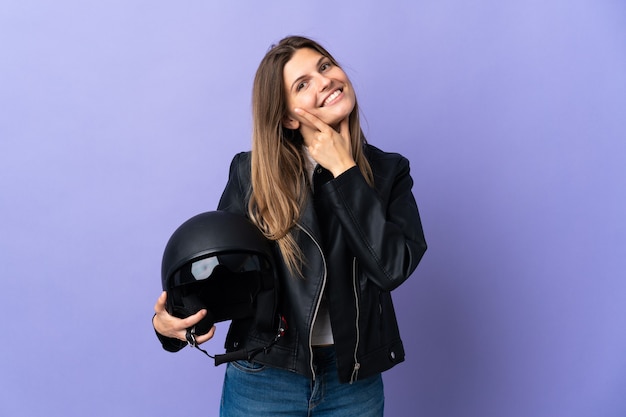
[283,48,325,83]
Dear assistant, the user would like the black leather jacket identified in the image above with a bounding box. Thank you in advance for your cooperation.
[216,144,427,383]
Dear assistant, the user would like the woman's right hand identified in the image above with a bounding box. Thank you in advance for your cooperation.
[293,109,356,178]
[153,291,216,344]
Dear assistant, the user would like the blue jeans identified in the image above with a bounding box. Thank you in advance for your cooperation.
[220,346,384,417]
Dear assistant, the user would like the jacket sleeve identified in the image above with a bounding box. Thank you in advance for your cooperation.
[217,152,250,215]
[323,155,427,291]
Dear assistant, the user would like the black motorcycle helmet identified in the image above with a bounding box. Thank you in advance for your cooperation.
[161,211,278,338]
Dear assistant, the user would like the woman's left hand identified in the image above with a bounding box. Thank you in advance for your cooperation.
[294,108,356,177]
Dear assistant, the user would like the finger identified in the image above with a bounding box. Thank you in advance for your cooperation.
[182,308,207,328]
[194,326,216,345]
[294,108,329,132]
[299,124,322,148]
[154,291,167,314]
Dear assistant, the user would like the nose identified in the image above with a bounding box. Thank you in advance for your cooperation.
[317,73,331,91]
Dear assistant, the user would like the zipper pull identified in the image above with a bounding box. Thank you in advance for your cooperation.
[350,362,361,384]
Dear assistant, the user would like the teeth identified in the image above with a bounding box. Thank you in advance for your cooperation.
[323,90,341,106]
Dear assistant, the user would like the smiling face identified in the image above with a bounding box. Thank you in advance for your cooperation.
[282,47,356,130]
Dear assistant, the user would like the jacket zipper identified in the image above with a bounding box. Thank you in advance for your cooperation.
[296,224,327,382]
[349,257,361,383]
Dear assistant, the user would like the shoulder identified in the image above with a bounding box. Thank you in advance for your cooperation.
[229,151,252,167]
[218,151,252,213]
[363,144,410,172]
[227,151,252,178]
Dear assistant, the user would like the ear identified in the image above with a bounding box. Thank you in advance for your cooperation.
[282,114,300,130]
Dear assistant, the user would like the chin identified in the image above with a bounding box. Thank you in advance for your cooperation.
[320,106,354,126]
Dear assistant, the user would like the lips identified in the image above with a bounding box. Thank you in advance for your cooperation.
[322,88,343,107]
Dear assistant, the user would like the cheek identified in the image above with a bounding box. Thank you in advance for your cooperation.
[296,93,318,110]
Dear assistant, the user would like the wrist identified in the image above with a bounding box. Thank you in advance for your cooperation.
[331,162,357,178]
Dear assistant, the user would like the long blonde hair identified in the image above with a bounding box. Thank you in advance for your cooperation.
[249,36,373,276]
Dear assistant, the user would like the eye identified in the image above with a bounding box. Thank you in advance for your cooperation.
[320,61,332,72]
[296,80,308,91]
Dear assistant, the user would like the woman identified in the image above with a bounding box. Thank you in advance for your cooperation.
[153,35,427,416]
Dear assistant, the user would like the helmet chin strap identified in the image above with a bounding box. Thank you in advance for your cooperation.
[185,326,214,359]
[186,315,288,366]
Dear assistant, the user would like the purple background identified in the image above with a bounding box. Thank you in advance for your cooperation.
[1,1,625,416]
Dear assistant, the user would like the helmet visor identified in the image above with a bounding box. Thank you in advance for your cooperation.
[170,252,271,288]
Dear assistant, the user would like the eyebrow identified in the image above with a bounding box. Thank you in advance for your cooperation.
[290,55,328,91]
